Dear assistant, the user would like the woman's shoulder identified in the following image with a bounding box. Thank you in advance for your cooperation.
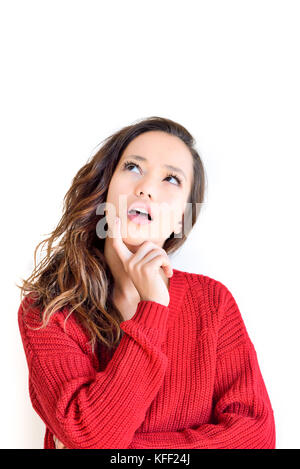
[173,267,230,295]
[172,269,240,332]
[17,294,92,355]
[17,294,102,381]
[172,268,235,316]
[18,293,70,329]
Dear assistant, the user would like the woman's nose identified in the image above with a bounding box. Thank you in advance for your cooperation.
[136,189,151,198]
[134,181,154,198]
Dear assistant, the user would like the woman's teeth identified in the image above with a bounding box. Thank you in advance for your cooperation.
[129,209,151,220]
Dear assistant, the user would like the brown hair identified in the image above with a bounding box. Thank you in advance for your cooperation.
[17,116,206,354]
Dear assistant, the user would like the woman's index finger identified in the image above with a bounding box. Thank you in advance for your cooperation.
[112,216,132,264]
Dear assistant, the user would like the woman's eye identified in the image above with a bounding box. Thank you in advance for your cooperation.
[126,163,139,173]
[165,174,181,185]
[122,161,181,186]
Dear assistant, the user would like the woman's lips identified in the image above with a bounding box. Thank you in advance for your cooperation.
[127,212,152,225]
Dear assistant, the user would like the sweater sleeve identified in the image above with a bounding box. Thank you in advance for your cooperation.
[18,296,170,449]
[127,284,276,449]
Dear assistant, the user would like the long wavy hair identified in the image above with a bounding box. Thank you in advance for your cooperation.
[17,116,207,355]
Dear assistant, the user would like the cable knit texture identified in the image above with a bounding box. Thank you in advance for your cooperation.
[18,269,276,449]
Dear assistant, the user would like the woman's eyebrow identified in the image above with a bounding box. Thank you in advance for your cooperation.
[125,154,187,181]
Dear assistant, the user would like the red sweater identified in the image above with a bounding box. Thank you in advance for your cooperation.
[18,268,276,449]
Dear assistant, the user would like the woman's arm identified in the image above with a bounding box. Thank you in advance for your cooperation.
[127,285,276,449]
[18,296,170,449]
[127,341,275,449]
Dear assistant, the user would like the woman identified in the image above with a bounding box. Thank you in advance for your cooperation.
[17,116,276,449]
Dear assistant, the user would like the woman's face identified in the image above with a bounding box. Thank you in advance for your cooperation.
[105,130,193,250]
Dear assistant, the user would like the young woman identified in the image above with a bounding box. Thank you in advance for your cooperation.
[18,116,276,449]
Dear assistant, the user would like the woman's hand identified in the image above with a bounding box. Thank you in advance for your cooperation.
[112,216,173,307]
[53,434,67,449]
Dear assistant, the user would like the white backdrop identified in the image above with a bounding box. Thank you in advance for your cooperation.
[1,0,299,449]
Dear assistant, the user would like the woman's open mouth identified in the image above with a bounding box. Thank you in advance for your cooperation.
[127,209,152,225]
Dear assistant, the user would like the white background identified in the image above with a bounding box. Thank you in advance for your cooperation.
[1,0,299,449]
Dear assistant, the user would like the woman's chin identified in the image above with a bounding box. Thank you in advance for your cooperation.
[122,235,161,251]
[119,219,167,248]
[122,235,148,248]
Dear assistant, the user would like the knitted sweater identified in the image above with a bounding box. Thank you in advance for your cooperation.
[18,268,276,449]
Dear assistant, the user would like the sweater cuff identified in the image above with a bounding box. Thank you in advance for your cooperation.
[121,300,169,333]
